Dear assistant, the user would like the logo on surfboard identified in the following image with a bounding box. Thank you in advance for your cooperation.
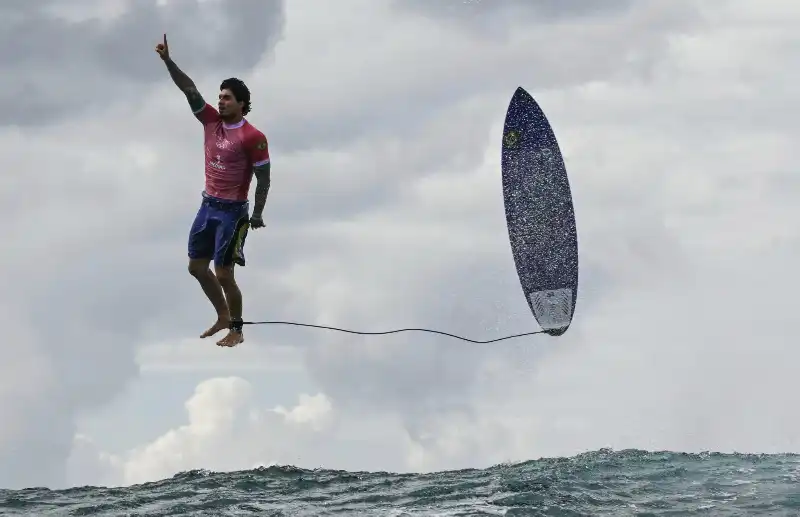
[503,129,521,149]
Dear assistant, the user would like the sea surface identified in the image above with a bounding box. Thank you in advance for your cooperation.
[1,449,799,516]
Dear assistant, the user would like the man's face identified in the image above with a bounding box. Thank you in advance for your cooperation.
[218,88,242,118]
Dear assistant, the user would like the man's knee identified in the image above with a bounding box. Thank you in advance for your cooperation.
[188,258,211,278]
[214,264,236,287]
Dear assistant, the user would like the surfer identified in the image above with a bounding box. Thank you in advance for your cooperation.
[155,33,271,348]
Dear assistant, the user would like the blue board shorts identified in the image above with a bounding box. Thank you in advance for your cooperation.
[188,192,250,267]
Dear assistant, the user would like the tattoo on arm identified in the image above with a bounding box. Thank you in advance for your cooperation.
[184,87,205,113]
[163,57,205,112]
[252,163,271,217]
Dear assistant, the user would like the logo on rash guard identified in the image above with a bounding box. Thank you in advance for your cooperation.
[210,154,226,170]
[216,137,234,151]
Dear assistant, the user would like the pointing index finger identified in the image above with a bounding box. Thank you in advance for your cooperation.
[163,33,167,46]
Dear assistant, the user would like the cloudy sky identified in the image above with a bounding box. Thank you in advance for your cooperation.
[1,0,798,490]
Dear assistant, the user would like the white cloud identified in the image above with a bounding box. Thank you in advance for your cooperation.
[274,393,333,431]
[71,378,335,487]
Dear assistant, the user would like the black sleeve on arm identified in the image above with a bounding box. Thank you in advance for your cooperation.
[184,86,206,113]
[163,57,205,113]
[252,162,270,217]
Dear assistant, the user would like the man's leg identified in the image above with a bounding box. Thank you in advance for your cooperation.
[188,200,231,338]
[215,263,244,347]
[213,211,250,348]
[188,258,231,338]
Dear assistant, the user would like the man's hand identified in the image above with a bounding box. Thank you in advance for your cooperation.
[155,33,170,61]
[156,34,200,105]
[249,214,265,229]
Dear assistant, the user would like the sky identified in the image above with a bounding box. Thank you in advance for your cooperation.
[1,0,799,490]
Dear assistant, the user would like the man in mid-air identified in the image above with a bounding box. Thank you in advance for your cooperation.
[155,34,271,348]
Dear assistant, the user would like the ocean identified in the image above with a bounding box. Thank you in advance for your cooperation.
[1,449,798,516]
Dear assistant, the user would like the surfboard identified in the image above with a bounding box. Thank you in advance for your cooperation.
[501,86,579,336]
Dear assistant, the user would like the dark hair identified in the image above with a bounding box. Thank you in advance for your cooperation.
[220,77,252,115]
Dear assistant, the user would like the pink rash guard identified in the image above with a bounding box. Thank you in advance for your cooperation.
[193,102,270,201]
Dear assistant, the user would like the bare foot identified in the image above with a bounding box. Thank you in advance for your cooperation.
[216,330,244,347]
[201,317,230,338]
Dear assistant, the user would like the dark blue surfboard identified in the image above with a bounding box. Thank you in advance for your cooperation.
[501,86,579,336]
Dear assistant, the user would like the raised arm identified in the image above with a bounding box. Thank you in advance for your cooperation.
[155,33,205,113]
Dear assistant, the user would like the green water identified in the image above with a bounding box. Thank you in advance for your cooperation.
[1,449,798,516]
